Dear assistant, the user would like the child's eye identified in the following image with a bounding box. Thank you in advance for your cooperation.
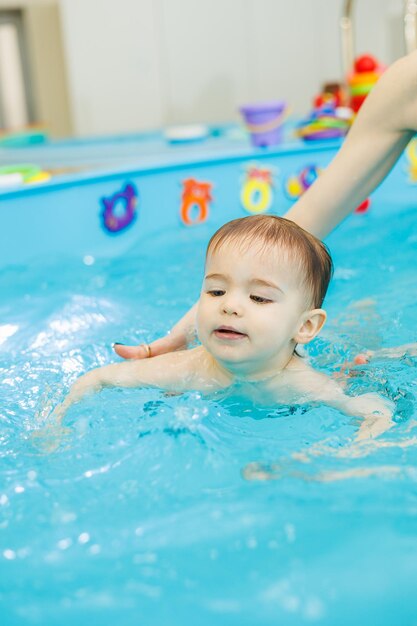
[207,290,225,297]
[250,295,272,304]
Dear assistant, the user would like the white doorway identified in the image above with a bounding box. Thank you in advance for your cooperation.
[0,10,34,130]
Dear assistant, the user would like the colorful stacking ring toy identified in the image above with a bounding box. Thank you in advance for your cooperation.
[296,102,353,142]
[348,54,384,113]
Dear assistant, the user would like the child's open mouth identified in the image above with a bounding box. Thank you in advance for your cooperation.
[214,326,248,340]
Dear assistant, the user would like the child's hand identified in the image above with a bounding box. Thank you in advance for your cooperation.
[51,401,67,425]
[335,351,373,378]
[348,392,394,417]
[32,388,72,453]
[31,422,72,453]
[348,392,394,440]
[337,342,417,376]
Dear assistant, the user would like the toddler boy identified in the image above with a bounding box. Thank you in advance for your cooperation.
[55,215,393,440]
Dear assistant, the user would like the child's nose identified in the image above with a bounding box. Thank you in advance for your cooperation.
[221,296,243,316]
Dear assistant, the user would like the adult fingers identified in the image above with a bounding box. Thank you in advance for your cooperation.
[113,334,187,360]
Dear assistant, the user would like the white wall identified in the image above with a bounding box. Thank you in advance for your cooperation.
[0,1,72,135]
[58,0,405,137]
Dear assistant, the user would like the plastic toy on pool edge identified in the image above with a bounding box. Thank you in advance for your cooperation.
[239,101,288,147]
[0,125,47,148]
[296,98,353,142]
[296,54,384,142]
[348,54,385,113]
[0,164,51,189]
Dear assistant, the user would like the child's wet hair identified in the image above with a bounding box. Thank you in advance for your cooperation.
[206,214,333,308]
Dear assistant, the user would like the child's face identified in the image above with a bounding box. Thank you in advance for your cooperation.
[197,240,313,378]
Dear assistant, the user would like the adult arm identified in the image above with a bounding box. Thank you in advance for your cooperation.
[286,51,417,237]
[114,51,417,360]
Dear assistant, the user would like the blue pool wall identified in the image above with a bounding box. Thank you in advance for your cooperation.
[0,137,414,268]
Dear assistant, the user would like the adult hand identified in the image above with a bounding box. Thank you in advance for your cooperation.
[113,334,187,359]
[113,302,198,359]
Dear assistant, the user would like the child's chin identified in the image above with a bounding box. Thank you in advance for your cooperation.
[212,346,249,364]
[202,336,250,363]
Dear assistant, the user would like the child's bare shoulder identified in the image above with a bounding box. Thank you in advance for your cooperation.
[284,355,334,384]
[281,356,394,434]
[278,356,344,403]
[139,345,223,392]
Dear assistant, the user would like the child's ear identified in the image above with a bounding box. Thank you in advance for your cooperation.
[294,309,327,345]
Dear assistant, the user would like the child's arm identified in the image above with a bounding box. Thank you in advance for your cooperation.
[54,362,138,422]
[243,382,396,483]
[350,342,417,366]
[53,347,207,423]
[292,368,394,441]
[333,392,394,441]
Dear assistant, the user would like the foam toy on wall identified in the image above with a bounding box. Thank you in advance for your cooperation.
[284,164,370,213]
[285,164,321,200]
[406,138,417,182]
[180,178,213,226]
[101,182,138,233]
[354,198,371,214]
[240,166,274,214]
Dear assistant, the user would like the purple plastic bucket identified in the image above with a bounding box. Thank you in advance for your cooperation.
[239,101,287,147]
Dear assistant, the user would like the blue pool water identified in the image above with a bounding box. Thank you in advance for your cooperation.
[1,198,417,625]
